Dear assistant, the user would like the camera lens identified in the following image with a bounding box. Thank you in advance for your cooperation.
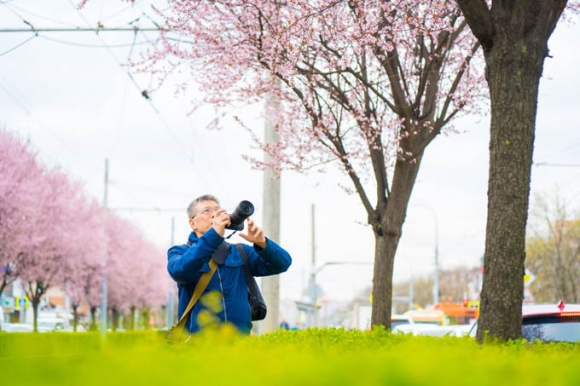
[226,200,254,231]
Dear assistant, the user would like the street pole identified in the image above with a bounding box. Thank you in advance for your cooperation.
[409,273,414,311]
[167,216,175,329]
[416,200,440,306]
[259,91,281,334]
[310,204,318,327]
[100,159,109,338]
[429,207,440,306]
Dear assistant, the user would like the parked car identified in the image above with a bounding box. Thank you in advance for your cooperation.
[36,317,69,332]
[469,301,580,343]
[393,323,457,337]
[0,322,34,332]
[391,314,414,330]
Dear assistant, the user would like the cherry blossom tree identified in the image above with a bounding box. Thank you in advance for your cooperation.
[104,212,168,330]
[18,167,87,331]
[97,0,487,328]
[104,213,137,330]
[1,127,170,331]
[0,129,42,298]
[62,197,107,332]
[456,0,580,341]
[115,237,168,330]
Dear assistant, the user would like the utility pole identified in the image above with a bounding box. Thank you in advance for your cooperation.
[167,216,175,329]
[100,159,109,338]
[259,91,281,334]
[432,212,440,306]
[309,204,318,326]
[417,200,440,306]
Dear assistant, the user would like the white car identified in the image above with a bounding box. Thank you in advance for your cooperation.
[1,322,34,332]
[36,317,69,332]
[393,323,455,337]
[391,314,414,330]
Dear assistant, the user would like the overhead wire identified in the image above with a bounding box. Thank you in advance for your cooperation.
[0,34,35,56]
[66,0,199,163]
[1,0,187,207]
[0,72,104,180]
[2,0,248,206]
[2,1,78,27]
[38,34,152,48]
[0,1,106,177]
[70,0,231,205]
[132,2,232,201]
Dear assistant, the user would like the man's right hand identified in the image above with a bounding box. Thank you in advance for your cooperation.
[212,209,231,237]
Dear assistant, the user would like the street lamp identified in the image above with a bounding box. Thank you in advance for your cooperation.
[416,200,440,306]
[306,261,372,327]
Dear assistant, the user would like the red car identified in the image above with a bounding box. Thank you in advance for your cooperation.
[469,301,580,342]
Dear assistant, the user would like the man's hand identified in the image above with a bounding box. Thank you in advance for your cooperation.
[239,217,267,248]
[212,209,230,237]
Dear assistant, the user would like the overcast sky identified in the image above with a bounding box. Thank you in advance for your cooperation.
[1,0,579,303]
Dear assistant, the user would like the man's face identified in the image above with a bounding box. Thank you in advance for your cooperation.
[189,200,221,236]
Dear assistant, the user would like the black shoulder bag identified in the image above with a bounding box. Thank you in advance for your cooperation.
[235,244,267,321]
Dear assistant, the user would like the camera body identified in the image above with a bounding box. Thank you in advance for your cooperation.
[226,200,254,231]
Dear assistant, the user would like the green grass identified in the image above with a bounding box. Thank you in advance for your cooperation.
[1,327,579,385]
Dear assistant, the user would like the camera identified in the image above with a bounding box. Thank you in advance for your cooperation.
[226,200,254,231]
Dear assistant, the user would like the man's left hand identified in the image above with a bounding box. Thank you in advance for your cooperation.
[239,217,267,249]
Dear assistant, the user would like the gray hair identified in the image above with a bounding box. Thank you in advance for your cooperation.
[187,194,220,219]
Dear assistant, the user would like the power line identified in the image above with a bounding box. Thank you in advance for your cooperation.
[38,33,153,48]
[0,34,35,56]
[0,27,162,32]
[1,1,230,202]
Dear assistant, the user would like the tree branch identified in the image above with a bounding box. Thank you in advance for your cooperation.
[455,0,493,52]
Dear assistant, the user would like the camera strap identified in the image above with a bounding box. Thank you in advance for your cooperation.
[211,241,230,265]
[186,239,230,265]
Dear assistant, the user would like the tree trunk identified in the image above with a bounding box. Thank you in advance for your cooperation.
[130,306,136,330]
[142,307,150,330]
[477,26,548,343]
[372,155,423,329]
[72,304,79,332]
[112,307,119,331]
[90,306,98,331]
[32,297,40,333]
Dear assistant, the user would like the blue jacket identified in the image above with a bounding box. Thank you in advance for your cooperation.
[167,228,292,334]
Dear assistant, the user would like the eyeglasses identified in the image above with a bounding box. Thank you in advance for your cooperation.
[192,207,221,219]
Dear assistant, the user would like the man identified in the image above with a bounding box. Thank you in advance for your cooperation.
[167,194,292,335]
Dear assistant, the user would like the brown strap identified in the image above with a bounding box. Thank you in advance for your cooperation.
[174,258,218,331]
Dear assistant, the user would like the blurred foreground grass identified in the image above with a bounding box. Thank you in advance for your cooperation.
[1,327,579,385]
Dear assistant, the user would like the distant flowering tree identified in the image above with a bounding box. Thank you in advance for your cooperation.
[104,213,137,330]
[92,0,487,328]
[1,127,170,331]
[104,212,167,330]
[62,198,107,332]
[18,168,87,331]
[138,244,172,329]
[0,129,42,297]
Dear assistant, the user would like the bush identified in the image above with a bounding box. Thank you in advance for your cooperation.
[1,327,580,385]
